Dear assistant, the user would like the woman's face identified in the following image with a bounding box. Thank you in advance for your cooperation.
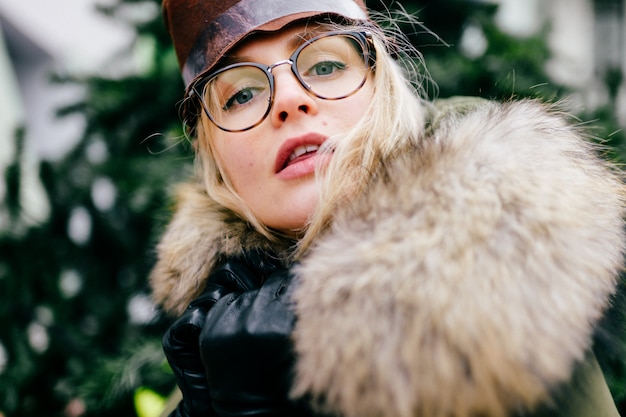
[206,24,374,235]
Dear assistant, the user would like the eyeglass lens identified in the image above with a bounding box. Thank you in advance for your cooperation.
[200,32,369,132]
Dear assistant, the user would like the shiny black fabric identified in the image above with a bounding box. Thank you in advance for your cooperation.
[163,253,307,417]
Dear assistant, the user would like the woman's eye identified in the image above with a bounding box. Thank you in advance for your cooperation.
[224,88,258,110]
[309,61,346,76]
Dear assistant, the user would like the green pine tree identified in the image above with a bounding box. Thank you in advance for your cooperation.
[0,1,188,415]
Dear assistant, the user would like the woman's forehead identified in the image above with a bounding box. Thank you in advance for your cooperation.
[225,23,327,60]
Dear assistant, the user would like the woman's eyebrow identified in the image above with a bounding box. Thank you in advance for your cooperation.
[287,29,323,50]
[219,29,326,66]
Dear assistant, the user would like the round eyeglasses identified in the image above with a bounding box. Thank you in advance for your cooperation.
[189,31,374,132]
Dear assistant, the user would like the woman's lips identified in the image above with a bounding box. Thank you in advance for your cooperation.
[275,133,330,180]
[287,144,321,165]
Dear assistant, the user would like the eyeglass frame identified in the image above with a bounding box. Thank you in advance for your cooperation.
[187,30,375,133]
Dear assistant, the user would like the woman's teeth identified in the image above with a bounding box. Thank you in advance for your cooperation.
[288,144,320,163]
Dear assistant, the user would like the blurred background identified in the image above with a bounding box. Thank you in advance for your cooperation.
[0,0,624,416]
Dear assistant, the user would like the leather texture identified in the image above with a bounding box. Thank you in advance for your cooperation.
[163,284,223,417]
[163,253,305,417]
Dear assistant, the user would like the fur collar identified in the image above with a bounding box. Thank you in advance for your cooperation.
[150,99,625,416]
[149,183,292,315]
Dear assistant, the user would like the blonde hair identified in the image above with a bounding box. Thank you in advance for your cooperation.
[192,18,428,256]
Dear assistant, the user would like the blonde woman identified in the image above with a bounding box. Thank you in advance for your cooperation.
[151,1,625,416]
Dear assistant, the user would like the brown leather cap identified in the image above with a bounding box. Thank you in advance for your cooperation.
[162,0,369,87]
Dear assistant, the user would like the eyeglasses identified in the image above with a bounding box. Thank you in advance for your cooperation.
[189,31,374,132]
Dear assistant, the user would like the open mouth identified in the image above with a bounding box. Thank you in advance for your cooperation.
[284,144,320,168]
[275,133,328,174]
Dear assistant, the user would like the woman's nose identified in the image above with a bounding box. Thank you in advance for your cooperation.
[269,66,319,127]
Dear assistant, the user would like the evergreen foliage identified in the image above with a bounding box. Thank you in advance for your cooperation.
[0,1,623,416]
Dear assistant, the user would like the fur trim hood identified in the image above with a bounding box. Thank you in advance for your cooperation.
[150,99,626,416]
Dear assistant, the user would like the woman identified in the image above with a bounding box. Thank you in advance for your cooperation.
[151,1,626,416]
